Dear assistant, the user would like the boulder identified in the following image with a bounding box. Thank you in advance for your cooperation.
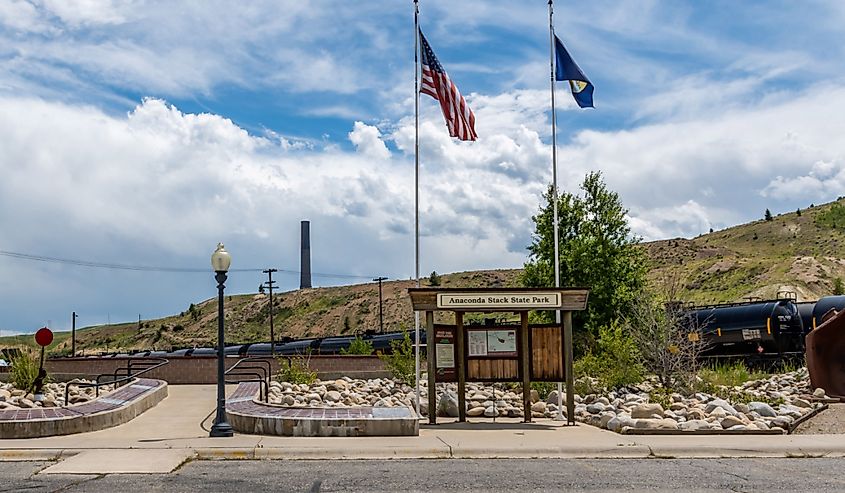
[634,418,678,430]
[748,402,777,417]
[813,388,826,398]
[546,390,561,405]
[531,401,547,413]
[708,407,727,418]
[720,415,745,429]
[325,391,342,402]
[530,389,540,403]
[484,406,497,417]
[586,403,605,414]
[17,398,35,408]
[705,399,737,416]
[792,398,812,408]
[467,406,485,417]
[437,391,460,417]
[679,419,715,431]
[631,403,664,419]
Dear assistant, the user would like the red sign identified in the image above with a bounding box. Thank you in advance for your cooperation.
[35,327,53,347]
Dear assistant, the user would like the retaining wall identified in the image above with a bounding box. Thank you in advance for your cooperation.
[44,355,389,384]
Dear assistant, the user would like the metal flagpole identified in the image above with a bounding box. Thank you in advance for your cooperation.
[413,0,422,418]
[548,0,565,422]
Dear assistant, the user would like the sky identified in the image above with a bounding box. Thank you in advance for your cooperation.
[2,0,845,335]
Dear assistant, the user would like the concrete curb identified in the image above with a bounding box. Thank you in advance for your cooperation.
[5,443,845,461]
[0,449,79,461]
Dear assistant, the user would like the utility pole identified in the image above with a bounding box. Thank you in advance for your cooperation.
[373,277,388,333]
[72,312,78,357]
[261,269,278,354]
[138,314,141,333]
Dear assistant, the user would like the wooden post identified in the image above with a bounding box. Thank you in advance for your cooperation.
[520,311,531,423]
[563,310,575,425]
[455,311,466,422]
[426,310,436,424]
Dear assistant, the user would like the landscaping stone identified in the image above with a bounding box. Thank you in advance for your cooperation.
[631,403,664,419]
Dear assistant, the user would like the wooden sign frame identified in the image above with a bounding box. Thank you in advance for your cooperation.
[409,287,589,425]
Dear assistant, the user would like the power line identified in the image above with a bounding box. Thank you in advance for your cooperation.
[0,249,378,280]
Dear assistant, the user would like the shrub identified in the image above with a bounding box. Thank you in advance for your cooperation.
[628,286,708,392]
[698,360,766,388]
[276,353,317,385]
[340,336,374,355]
[378,332,416,384]
[571,322,643,391]
[10,350,46,391]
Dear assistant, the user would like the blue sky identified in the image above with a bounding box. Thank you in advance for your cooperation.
[2,0,845,335]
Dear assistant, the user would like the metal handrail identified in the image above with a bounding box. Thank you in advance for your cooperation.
[64,358,168,406]
[225,371,268,402]
[225,357,272,403]
[100,359,163,390]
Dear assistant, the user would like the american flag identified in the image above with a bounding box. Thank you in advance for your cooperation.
[419,31,477,141]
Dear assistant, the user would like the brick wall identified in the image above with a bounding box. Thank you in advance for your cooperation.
[43,355,389,384]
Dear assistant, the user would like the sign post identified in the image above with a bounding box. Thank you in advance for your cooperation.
[32,327,53,397]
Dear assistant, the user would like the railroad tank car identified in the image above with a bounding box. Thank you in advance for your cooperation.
[810,295,845,330]
[276,338,321,355]
[690,299,804,357]
[318,336,356,355]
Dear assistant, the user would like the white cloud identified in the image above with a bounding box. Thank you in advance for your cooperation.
[41,0,132,27]
[348,121,390,160]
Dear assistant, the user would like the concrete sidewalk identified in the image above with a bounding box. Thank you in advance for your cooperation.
[1,385,844,467]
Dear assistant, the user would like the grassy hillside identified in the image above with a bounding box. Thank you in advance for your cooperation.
[5,198,845,354]
[646,199,845,304]
[1,270,521,354]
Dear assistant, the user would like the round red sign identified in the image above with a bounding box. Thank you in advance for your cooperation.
[35,327,53,347]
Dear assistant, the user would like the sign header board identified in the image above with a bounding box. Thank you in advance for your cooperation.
[436,292,561,310]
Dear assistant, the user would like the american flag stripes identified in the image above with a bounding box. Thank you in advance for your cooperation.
[419,31,477,141]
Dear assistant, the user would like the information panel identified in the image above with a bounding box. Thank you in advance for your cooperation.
[433,327,457,381]
[487,329,517,356]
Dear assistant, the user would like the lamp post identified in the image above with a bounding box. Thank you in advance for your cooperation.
[373,277,388,333]
[210,243,233,438]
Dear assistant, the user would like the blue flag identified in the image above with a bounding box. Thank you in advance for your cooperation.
[554,35,594,108]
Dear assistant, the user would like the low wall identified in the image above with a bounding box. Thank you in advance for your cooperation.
[44,355,389,384]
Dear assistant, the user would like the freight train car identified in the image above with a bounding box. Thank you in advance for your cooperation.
[690,299,805,358]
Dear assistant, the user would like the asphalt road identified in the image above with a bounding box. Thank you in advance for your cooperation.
[3,458,845,492]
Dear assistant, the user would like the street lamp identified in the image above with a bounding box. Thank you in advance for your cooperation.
[373,277,388,333]
[210,243,233,438]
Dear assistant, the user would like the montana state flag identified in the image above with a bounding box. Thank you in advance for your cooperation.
[554,35,594,108]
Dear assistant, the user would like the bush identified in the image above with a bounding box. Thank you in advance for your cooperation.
[572,322,644,391]
[10,350,46,391]
[378,332,416,384]
[628,288,708,392]
[340,336,374,355]
[276,353,317,385]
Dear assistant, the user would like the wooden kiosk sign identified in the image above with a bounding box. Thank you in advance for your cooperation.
[409,287,589,425]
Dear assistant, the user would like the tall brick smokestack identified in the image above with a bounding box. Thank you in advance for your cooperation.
[300,220,312,289]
